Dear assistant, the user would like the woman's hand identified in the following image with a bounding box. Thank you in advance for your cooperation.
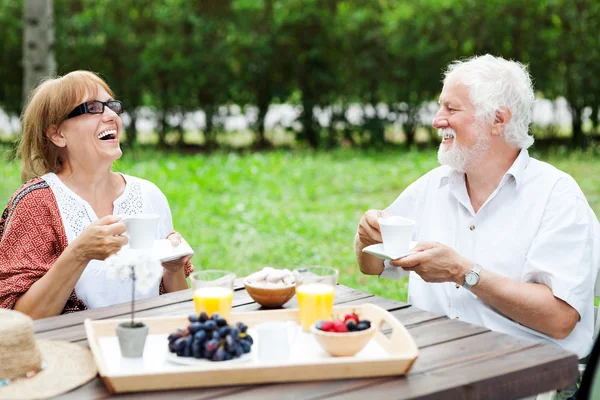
[161,232,191,292]
[70,215,128,263]
[161,232,192,274]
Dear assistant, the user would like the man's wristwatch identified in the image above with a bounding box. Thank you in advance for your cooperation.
[462,264,482,290]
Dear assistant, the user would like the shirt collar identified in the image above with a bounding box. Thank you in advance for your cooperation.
[503,148,530,190]
[438,148,530,191]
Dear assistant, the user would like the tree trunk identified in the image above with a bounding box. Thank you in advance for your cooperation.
[158,111,168,148]
[204,106,216,149]
[255,97,270,148]
[570,106,585,149]
[300,100,319,148]
[23,0,55,103]
[126,111,138,149]
[404,124,416,147]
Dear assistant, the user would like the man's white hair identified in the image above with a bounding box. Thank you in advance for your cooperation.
[444,54,535,149]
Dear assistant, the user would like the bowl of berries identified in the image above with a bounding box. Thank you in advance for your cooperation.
[310,312,376,357]
[244,267,296,308]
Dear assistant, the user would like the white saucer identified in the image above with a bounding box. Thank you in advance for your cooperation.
[362,242,418,260]
[121,239,194,263]
[152,239,194,263]
[165,351,252,366]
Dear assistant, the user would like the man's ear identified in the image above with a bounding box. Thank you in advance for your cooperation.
[47,125,66,147]
[492,106,512,136]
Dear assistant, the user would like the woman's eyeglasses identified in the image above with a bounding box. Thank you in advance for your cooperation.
[66,100,124,119]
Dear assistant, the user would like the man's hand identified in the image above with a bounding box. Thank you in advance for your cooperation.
[357,209,389,247]
[390,241,472,284]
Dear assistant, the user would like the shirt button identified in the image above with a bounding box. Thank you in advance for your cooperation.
[469,225,475,231]
[455,284,460,289]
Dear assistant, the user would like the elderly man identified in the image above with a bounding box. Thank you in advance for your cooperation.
[355,54,600,362]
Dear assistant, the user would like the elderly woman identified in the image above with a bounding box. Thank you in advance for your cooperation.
[0,71,194,319]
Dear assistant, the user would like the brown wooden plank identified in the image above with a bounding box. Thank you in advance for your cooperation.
[319,344,579,400]
[405,318,489,348]
[53,378,254,400]
[197,328,526,400]
[388,306,444,327]
[34,279,247,333]
[36,290,254,342]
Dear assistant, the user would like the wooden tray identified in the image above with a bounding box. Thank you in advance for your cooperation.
[84,303,419,393]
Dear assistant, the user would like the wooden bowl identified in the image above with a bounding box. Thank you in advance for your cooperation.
[310,324,376,357]
[243,279,296,308]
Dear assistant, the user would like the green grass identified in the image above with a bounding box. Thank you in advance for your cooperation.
[1,145,599,304]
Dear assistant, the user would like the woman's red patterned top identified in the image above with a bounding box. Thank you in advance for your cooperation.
[0,178,87,313]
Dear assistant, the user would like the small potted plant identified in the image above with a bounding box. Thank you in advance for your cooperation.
[107,251,161,357]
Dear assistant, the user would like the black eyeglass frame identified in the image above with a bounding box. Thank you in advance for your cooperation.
[66,100,124,119]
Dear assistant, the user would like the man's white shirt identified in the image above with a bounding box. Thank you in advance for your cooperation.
[380,149,600,358]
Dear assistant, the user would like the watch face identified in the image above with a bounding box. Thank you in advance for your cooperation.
[466,272,478,286]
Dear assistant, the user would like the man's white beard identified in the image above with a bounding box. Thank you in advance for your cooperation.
[437,127,490,172]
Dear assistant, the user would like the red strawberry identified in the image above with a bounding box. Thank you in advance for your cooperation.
[343,312,359,325]
[321,320,335,332]
[333,320,348,332]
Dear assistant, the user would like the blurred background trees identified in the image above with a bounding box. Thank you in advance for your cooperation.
[1,0,599,149]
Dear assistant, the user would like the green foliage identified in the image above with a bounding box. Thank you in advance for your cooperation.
[0,0,23,116]
[2,146,598,302]
[2,0,600,148]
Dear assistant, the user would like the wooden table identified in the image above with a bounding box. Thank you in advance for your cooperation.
[35,282,579,399]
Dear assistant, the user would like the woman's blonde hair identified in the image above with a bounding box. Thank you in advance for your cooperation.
[18,70,115,182]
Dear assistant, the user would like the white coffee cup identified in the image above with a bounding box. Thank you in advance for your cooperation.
[121,214,159,250]
[378,216,416,256]
[256,321,298,363]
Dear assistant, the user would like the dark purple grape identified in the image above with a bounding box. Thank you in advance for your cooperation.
[234,344,244,358]
[229,327,239,340]
[212,331,221,340]
[212,348,227,362]
[204,339,219,353]
[204,320,217,331]
[190,322,202,333]
[218,326,230,337]
[237,322,248,333]
[194,330,207,343]
[173,337,188,352]
[211,313,221,320]
[192,341,202,359]
[346,321,358,331]
[199,312,209,322]
[242,334,254,345]
[167,330,184,342]
[223,351,233,361]
[216,318,228,327]
[239,340,251,354]
[189,314,199,323]
[225,335,235,352]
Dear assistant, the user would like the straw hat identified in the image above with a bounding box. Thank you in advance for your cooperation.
[0,309,97,400]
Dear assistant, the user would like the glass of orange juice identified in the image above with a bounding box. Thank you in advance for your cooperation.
[293,267,338,331]
[191,270,236,322]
